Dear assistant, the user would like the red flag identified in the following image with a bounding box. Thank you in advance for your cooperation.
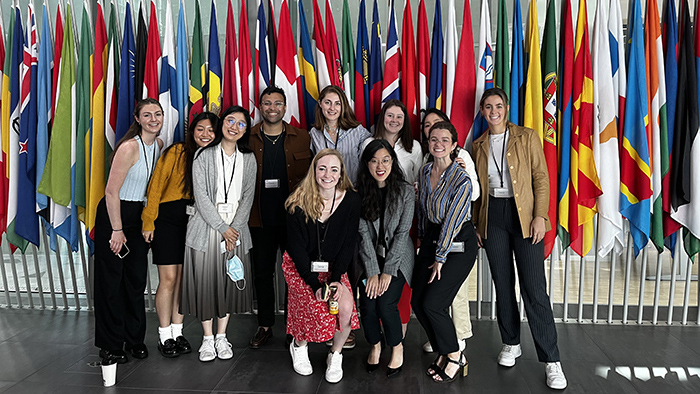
[416,0,430,114]
[313,0,330,90]
[143,1,160,99]
[450,0,476,147]
[222,0,238,110]
[238,0,254,114]
[51,4,64,126]
[325,0,342,87]
[400,0,419,139]
[275,0,302,128]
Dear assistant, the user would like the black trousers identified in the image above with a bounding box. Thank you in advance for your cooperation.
[359,271,406,347]
[412,222,478,355]
[484,197,560,362]
[93,199,149,352]
[250,225,287,328]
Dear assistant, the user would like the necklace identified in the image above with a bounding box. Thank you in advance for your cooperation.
[263,132,282,145]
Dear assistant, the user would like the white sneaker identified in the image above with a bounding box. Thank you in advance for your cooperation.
[422,341,434,353]
[289,342,313,376]
[215,337,234,360]
[545,362,568,389]
[325,351,343,383]
[497,344,522,367]
[198,338,216,362]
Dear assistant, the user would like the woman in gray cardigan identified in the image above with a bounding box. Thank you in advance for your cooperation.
[356,139,415,378]
[180,106,257,363]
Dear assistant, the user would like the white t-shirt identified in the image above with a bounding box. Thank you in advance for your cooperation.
[488,131,514,198]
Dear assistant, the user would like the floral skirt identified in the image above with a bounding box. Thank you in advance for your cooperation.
[282,252,360,343]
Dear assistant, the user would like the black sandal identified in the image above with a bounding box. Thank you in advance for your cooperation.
[432,352,467,383]
[426,355,444,376]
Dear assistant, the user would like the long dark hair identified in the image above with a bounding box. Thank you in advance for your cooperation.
[479,87,515,130]
[111,98,163,163]
[198,106,253,157]
[356,139,408,222]
[374,99,414,153]
[312,85,361,131]
[172,112,218,196]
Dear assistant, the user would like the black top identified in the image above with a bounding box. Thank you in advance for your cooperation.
[286,190,361,292]
[260,131,289,227]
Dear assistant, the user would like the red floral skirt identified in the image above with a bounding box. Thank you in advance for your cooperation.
[282,252,360,343]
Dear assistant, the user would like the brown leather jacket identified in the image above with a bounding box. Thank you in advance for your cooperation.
[472,124,551,239]
[248,121,312,228]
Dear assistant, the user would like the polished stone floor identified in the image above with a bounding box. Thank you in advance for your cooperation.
[0,308,699,393]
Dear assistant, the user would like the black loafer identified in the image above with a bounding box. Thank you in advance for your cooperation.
[157,339,179,358]
[99,349,128,364]
[129,343,149,359]
[175,336,192,354]
[249,327,273,349]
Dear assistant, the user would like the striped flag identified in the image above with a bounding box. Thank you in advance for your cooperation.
[104,0,119,155]
[298,0,318,128]
[160,0,178,148]
[175,0,189,140]
[189,0,205,120]
[355,0,370,127]
[0,6,9,235]
[239,0,254,114]
[416,0,429,115]
[115,0,135,144]
[222,0,238,111]
[382,0,400,104]
[275,0,302,128]
[74,0,92,218]
[427,0,443,110]
[620,0,652,256]
[662,0,682,244]
[451,0,476,148]
[646,0,669,252]
[341,0,354,106]
[592,0,624,256]
[609,0,627,139]
[470,0,493,148]
[443,0,458,117]
[510,0,525,125]
[369,0,383,127]
[569,0,602,257]
[400,0,419,139]
[557,0,574,247]
[16,1,38,248]
[541,0,558,258]
[255,0,271,109]
[313,0,331,91]
[494,0,510,94]
[87,0,109,244]
[207,0,222,114]
[325,0,342,88]
[143,0,160,100]
[36,1,53,223]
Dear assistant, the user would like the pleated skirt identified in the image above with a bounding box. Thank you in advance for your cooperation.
[180,227,253,320]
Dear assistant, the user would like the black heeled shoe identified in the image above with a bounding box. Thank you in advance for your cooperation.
[432,352,467,383]
[426,355,443,376]
[386,364,403,378]
[366,361,380,374]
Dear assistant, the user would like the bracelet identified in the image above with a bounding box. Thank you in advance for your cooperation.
[112,229,123,232]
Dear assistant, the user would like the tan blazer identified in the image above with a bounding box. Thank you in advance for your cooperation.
[472,124,551,239]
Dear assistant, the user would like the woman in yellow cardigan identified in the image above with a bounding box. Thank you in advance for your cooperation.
[141,112,218,358]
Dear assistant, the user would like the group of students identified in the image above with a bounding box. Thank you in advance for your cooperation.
[92,86,567,390]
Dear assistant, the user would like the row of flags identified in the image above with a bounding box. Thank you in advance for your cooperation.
[0,0,699,263]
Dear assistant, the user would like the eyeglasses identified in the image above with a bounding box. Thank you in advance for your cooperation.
[261,101,285,108]
[369,158,392,166]
[224,118,247,129]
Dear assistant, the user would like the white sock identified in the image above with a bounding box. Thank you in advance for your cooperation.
[159,325,173,344]
[171,323,184,338]
[215,334,226,341]
[203,335,214,342]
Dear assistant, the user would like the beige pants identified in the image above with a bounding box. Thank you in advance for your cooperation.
[451,275,473,340]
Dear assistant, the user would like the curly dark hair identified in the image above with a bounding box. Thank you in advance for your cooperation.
[356,139,408,222]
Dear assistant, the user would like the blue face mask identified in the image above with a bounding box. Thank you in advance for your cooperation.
[226,255,246,290]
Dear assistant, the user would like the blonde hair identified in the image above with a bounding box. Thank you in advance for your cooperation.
[285,149,354,222]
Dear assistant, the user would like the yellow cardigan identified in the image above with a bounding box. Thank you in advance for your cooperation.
[141,143,190,231]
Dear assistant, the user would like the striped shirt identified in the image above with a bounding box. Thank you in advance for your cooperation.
[310,125,372,183]
[417,160,472,263]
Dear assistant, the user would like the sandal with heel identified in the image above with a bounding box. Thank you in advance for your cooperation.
[426,355,444,376]
[432,352,467,383]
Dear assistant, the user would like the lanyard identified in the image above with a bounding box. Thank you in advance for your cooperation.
[139,137,157,187]
[315,188,337,261]
[324,127,339,150]
[220,147,238,203]
[489,130,508,188]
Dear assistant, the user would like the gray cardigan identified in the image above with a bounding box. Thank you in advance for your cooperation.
[358,183,415,284]
[185,146,257,253]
